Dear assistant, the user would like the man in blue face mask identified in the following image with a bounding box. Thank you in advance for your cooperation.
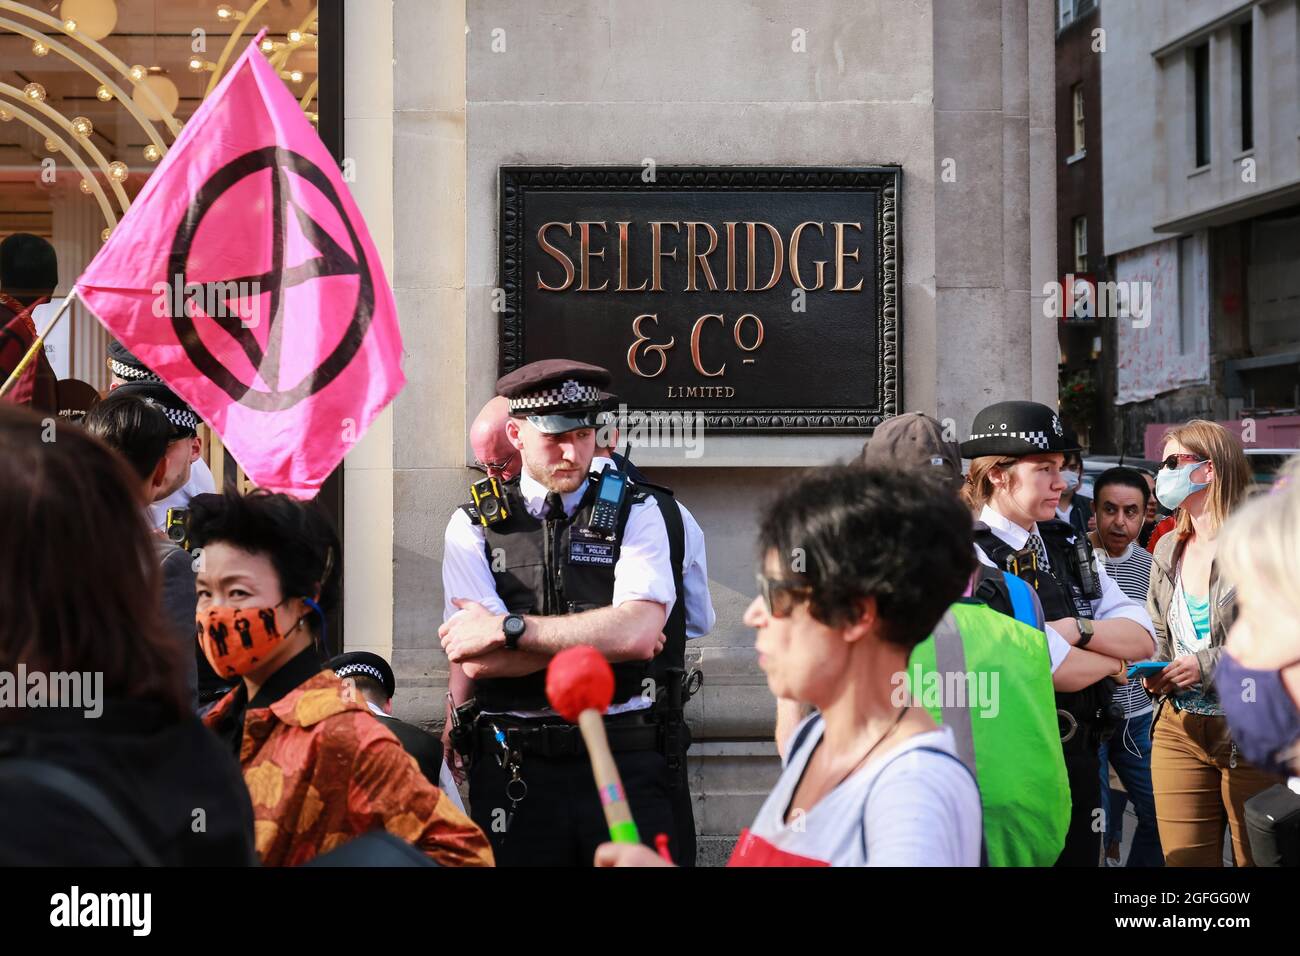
[1217,464,1300,864]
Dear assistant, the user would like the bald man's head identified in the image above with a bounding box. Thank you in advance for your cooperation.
[471,396,521,481]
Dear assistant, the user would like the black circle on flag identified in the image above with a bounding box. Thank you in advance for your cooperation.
[168,146,375,411]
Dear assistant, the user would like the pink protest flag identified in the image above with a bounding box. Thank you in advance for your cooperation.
[75,36,404,498]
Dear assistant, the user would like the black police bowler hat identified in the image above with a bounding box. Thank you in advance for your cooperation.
[960,400,1080,459]
[328,651,396,700]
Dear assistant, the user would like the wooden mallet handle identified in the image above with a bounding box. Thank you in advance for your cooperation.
[577,709,640,844]
[546,645,640,845]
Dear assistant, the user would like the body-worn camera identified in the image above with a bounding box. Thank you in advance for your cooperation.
[470,475,510,526]
[165,507,190,550]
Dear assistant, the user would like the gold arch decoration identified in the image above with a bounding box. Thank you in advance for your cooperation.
[0,99,117,226]
[0,81,130,215]
[0,2,179,145]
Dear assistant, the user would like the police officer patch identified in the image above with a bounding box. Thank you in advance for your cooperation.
[569,539,616,566]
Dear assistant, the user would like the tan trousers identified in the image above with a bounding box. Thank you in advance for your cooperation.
[1151,705,1281,866]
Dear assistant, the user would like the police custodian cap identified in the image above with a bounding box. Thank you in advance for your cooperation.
[113,380,200,435]
[106,339,161,383]
[328,651,396,700]
[960,400,1081,459]
[495,359,613,435]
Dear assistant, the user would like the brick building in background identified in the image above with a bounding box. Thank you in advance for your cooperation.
[1100,0,1300,458]
[1054,0,1109,449]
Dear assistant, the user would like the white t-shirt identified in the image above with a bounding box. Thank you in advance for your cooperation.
[743,714,982,867]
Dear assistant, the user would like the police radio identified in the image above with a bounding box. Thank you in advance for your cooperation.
[470,475,510,526]
[1071,536,1103,601]
[587,465,628,537]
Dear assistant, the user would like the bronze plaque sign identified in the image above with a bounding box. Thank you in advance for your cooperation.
[499,166,900,431]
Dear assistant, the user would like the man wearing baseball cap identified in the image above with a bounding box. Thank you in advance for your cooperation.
[438,359,683,865]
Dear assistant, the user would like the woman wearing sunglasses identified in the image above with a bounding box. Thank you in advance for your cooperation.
[596,466,983,867]
[1144,420,1280,865]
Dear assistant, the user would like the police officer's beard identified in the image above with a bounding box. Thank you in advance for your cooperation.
[538,462,587,493]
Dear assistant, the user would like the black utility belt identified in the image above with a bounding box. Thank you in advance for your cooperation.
[477,713,660,758]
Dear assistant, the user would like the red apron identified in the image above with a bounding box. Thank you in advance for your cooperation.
[726,828,830,867]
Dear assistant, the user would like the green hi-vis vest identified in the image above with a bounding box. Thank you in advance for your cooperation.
[906,600,1069,867]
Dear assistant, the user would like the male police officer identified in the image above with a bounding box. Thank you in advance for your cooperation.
[105,339,217,529]
[439,360,682,866]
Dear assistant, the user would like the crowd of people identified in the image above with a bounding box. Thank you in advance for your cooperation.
[1,231,1298,868]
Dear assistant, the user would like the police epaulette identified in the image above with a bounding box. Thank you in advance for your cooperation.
[632,478,676,498]
[461,502,481,521]
[1037,517,1077,536]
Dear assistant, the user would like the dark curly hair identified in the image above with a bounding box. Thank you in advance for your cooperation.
[186,490,341,650]
[757,465,976,650]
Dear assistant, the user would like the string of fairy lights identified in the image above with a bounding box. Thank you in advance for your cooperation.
[1,1,320,239]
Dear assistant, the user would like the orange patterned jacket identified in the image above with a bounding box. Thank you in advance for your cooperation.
[203,670,493,867]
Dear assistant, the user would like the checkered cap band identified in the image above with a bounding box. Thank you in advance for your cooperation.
[108,358,160,382]
[140,396,199,431]
[967,430,1049,450]
[334,662,385,686]
[508,379,602,414]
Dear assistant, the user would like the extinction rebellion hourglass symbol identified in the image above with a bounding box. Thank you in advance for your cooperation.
[167,146,376,412]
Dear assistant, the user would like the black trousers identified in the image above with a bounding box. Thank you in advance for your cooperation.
[670,757,696,867]
[1056,745,1103,867]
[468,737,677,867]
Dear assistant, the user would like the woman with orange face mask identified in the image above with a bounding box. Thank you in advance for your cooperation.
[192,489,494,868]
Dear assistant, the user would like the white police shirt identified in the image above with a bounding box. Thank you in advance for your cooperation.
[975,505,1156,669]
[591,455,715,639]
[442,465,677,717]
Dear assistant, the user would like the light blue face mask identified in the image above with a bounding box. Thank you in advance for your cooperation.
[1155,460,1209,510]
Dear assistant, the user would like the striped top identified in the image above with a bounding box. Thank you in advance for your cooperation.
[1098,541,1154,717]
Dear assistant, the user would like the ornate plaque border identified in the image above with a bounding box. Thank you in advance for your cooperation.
[498,165,901,432]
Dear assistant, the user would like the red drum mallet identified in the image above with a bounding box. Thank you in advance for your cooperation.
[546,645,641,846]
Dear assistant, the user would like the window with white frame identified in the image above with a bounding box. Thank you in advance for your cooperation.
[1058,0,1073,30]
[1073,217,1088,272]
[1072,84,1085,155]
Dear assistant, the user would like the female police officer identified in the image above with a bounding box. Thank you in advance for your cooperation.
[960,401,1157,866]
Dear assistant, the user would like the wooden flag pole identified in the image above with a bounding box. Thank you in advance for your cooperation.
[0,290,78,401]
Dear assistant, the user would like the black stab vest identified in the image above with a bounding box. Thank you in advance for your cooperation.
[973,518,1098,621]
[974,517,1115,745]
[461,475,686,712]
